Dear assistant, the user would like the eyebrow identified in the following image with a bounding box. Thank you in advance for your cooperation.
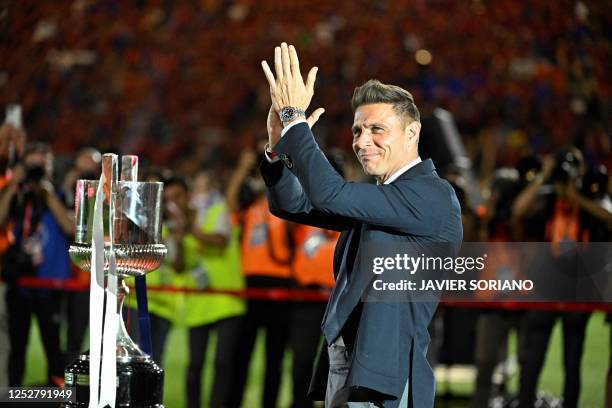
[352,122,387,133]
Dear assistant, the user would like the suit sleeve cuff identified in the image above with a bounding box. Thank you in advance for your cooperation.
[274,121,310,165]
[281,119,307,137]
[265,116,307,162]
[259,156,285,187]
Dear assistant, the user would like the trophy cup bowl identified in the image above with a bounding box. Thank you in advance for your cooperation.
[63,179,166,407]
[68,243,167,277]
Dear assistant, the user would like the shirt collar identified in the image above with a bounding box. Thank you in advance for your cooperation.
[381,157,422,185]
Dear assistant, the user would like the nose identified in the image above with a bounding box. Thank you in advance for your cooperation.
[354,130,373,151]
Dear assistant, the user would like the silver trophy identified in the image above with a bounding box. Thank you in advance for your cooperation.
[64,154,166,407]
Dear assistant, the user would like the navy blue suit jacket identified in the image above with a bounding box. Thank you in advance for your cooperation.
[260,122,463,408]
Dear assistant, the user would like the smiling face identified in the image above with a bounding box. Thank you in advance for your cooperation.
[351,103,420,183]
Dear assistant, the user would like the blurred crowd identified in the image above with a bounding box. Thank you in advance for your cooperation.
[0,117,610,407]
[1,1,610,172]
[0,0,611,407]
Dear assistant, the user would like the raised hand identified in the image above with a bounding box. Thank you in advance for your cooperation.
[261,42,318,114]
[262,43,325,146]
[0,123,26,161]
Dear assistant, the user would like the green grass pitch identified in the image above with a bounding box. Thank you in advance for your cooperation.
[23,312,609,407]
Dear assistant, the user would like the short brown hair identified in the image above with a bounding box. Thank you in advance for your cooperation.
[351,79,420,123]
[24,142,52,158]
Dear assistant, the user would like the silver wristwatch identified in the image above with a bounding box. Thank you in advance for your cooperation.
[279,106,306,124]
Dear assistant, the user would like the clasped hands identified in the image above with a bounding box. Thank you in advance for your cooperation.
[262,42,325,149]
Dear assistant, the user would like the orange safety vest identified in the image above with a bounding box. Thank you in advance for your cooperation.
[292,225,338,288]
[241,197,292,278]
[475,240,523,300]
[546,198,589,257]
[0,177,12,254]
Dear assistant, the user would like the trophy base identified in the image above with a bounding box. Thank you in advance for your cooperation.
[62,353,164,407]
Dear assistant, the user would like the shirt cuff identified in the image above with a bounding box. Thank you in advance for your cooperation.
[264,144,280,163]
[281,119,307,137]
[265,119,307,163]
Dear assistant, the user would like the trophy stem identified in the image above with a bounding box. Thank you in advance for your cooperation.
[116,277,148,361]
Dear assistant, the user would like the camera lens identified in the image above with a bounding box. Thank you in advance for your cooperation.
[25,165,45,182]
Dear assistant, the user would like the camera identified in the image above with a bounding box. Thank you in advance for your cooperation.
[581,165,609,200]
[24,164,45,183]
[79,171,96,181]
[550,149,582,184]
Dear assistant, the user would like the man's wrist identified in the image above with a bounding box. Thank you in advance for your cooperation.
[279,106,306,127]
[281,118,303,129]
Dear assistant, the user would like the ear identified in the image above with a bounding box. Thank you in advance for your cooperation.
[404,121,421,145]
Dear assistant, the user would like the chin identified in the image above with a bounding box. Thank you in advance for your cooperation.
[362,165,380,177]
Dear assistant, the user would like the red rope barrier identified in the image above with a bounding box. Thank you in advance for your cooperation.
[15,276,331,301]
[441,300,612,313]
[12,276,612,312]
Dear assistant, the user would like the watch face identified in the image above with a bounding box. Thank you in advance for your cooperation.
[281,107,296,122]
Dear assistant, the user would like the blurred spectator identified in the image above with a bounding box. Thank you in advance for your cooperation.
[126,170,178,366]
[512,148,611,408]
[1,2,609,171]
[0,141,74,387]
[61,147,101,205]
[0,122,26,387]
[190,168,223,224]
[288,152,344,408]
[0,288,5,387]
[289,224,337,408]
[470,168,525,408]
[134,173,245,408]
[178,169,245,408]
[62,146,101,364]
[226,149,295,408]
[0,1,611,404]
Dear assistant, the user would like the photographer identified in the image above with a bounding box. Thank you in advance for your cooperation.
[0,122,26,387]
[512,148,611,408]
[62,147,101,207]
[226,149,295,408]
[0,140,74,387]
[62,147,101,364]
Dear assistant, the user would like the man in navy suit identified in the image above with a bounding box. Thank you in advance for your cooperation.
[260,43,462,407]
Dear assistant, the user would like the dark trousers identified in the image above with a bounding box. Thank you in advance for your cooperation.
[124,307,172,365]
[289,301,326,408]
[6,287,65,386]
[518,311,590,408]
[470,311,524,408]
[187,316,241,408]
[150,313,171,365]
[64,291,89,364]
[127,309,241,408]
[228,277,293,408]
